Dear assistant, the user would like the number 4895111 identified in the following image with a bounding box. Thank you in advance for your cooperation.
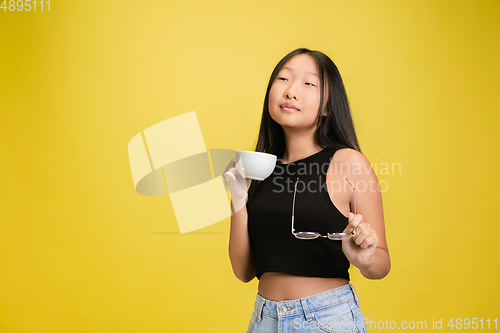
[447,318,498,330]
[1,0,50,11]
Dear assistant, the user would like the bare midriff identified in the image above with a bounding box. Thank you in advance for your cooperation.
[257,272,349,302]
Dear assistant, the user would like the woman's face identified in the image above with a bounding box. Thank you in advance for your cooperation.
[268,54,328,132]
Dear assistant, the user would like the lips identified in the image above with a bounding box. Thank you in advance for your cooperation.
[280,103,299,112]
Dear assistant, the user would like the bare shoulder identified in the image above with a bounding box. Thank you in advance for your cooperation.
[334,148,368,163]
[332,148,373,177]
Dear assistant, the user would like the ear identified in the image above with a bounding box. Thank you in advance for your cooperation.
[321,106,328,117]
[321,95,329,117]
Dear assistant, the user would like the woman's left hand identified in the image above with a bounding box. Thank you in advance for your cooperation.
[342,213,378,270]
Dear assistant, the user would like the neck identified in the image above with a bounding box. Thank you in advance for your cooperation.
[281,130,323,164]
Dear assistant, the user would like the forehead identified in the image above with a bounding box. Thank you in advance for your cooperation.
[280,54,319,77]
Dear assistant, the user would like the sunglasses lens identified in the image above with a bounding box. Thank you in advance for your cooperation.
[296,232,320,240]
[327,232,352,240]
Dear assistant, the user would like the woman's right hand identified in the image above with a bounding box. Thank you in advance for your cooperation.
[223,159,251,213]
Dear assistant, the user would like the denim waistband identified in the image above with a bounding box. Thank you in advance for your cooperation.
[253,283,359,323]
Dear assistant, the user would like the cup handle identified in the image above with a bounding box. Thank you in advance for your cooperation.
[235,156,246,178]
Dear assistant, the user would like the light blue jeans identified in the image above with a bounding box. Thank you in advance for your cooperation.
[246,283,367,333]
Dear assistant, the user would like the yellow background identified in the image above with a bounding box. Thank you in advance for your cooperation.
[1,0,499,332]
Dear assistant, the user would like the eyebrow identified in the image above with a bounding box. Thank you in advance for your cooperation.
[281,66,319,78]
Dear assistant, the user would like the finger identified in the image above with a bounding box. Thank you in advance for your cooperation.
[358,234,378,249]
[224,170,235,180]
[225,167,243,183]
[353,228,374,246]
[344,214,358,234]
[226,164,245,179]
[224,159,236,173]
[348,214,363,230]
[353,222,370,237]
[225,170,248,191]
[223,171,235,186]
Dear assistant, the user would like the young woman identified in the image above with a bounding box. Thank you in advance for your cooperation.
[224,48,390,333]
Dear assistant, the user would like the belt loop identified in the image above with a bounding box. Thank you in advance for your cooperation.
[300,298,313,322]
[256,296,265,323]
[348,284,359,306]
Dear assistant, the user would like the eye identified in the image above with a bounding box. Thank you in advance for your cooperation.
[278,77,288,81]
[305,82,316,87]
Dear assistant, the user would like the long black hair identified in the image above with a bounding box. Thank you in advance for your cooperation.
[247,48,361,203]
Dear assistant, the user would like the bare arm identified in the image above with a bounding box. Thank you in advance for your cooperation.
[223,162,256,283]
[358,247,390,279]
[228,201,256,283]
[332,149,391,280]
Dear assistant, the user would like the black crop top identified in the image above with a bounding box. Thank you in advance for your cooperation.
[247,147,351,280]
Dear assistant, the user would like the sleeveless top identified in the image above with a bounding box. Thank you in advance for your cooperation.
[246,147,351,280]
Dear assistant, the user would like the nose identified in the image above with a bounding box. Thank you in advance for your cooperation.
[284,80,298,100]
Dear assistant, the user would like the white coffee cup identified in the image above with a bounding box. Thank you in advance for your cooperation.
[235,151,277,181]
